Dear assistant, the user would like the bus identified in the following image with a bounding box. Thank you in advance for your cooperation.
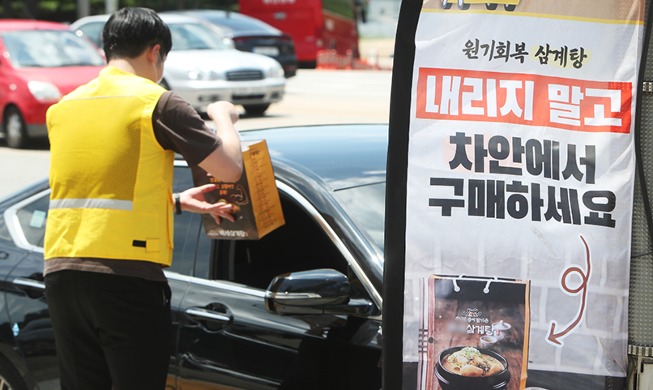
[238,0,365,69]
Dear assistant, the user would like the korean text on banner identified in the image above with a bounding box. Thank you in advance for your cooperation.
[401,0,645,386]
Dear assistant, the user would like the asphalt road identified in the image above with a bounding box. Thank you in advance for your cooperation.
[0,68,392,199]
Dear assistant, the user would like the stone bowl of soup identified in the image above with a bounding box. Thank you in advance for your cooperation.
[435,346,510,390]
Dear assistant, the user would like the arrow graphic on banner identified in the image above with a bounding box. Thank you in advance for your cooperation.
[546,236,591,346]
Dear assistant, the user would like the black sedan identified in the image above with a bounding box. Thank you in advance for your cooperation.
[168,10,298,78]
[0,124,385,389]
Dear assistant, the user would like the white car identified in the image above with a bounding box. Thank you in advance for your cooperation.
[70,13,285,115]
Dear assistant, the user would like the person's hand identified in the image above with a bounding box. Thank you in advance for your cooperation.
[207,101,239,125]
[177,184,238,224]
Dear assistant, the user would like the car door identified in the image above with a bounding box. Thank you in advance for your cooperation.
[2,189,59,389]
[174,185,383,390]
[1,165,201,388]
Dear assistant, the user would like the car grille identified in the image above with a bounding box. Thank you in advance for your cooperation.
[232,94,266,102]
[226,70,264,81]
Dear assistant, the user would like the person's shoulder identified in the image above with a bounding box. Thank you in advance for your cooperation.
[158,91,195,113]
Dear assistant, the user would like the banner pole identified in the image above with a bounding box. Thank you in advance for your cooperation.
[383,0,422,388]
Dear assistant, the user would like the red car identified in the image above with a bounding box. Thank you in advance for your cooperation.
[0,20,105,148]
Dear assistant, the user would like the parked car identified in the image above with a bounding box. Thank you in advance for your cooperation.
[0,123,386,389]
[0,20,105,148]
[166,10,298,78]
[71,13,286,116]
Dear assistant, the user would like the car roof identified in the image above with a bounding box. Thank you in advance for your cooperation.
[72,12,211,25]
[169,10,282,36]
[70,12,228,47]
[71,13,225,39]
[0,19,70,31]
[239,124,388,191]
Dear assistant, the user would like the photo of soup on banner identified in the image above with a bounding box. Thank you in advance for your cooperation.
[417,275,530,390]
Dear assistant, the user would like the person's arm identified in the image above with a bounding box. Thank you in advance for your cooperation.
[153,94,243,223]
[198,101,243,183]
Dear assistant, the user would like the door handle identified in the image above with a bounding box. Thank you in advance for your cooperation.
[185,307,231,323]
[184,303,233,332]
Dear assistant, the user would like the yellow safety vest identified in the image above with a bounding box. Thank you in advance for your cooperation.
[44,66,174,266]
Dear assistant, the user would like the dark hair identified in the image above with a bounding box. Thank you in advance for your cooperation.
[102,7,172,61]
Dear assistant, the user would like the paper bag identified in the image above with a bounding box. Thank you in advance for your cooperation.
[417,274,530,390]
[191,139,284,240]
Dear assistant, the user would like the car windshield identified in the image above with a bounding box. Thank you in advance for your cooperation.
[2,30,104,68]
[333,182,386,253]
[203,14,279,35]
[169,22,228,51]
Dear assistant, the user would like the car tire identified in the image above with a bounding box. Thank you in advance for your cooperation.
[3,107,29,149]
[243,104,270,116]
[0,355,28,390]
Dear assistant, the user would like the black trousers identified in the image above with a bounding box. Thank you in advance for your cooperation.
[45,270,172,390]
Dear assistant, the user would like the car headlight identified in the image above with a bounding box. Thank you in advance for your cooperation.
[186,68,222,81]
[268,63,285,78]
[28,81,61,102]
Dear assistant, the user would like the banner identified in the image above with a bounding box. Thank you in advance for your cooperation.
[394,0,647,388]
[418,275,530,390]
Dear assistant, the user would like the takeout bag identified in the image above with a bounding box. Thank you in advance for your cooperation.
[417,274,530,390]
[191,139,285,240]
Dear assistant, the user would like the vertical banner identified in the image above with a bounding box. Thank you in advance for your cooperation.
[386,0,648,389]
[418,275,530,390]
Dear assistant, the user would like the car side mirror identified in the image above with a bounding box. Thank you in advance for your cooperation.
[265,268,375,316]
[265,268,349,314]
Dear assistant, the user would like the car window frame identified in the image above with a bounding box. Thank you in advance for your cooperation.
[3,189,49,253]
[188,179,383,313]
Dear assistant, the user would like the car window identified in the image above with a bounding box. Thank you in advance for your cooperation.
[0,212,12,245]
[168,23,227,51]
[12,192,49,248]
[1,30,104,68]
[196,193,350,290]
[334,182,386,252]
[170,166,201,276]
[76,21,104,47]
[202,14,280,35]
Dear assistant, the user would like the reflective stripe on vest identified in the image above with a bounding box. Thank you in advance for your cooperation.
[49,198,133,211]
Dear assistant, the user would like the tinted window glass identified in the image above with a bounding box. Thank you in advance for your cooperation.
[14,193,49,247]
[170,166,200,276]
[334,182,385,251]
[169,23,228,50]
[194,229,212,279]
[1,30,104,67]
[204,14,279,34]
[76,21,104,47]
[0,207,13,245]
[213,194,349,289]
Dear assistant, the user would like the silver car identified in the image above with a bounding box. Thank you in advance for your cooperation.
[70,13,285,115]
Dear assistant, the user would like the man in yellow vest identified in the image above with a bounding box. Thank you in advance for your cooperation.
[43,7,243,389]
